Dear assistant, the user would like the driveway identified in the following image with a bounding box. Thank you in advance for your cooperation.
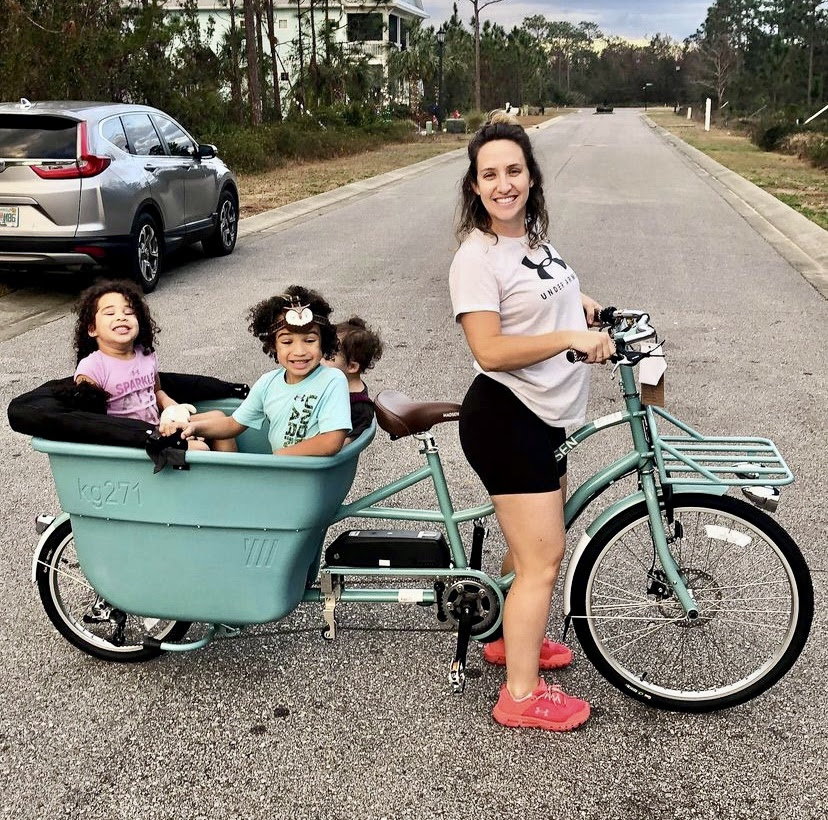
[1,109,825,820]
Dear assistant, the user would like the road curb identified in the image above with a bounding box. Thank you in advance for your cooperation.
[0,288,75,343]
[645,115,828,299]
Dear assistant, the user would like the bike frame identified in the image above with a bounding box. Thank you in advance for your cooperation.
[303,365,704,621]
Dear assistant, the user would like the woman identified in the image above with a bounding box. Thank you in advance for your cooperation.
[449,111,614,731]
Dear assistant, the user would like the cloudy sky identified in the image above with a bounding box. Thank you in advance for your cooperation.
[417,1,712,42]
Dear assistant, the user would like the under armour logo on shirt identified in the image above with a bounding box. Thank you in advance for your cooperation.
[521,245,568,279]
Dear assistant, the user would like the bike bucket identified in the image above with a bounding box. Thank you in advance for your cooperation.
[32,417,375,624]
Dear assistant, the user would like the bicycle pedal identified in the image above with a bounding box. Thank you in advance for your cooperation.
[84,597,113,623]
[449,659,466,694]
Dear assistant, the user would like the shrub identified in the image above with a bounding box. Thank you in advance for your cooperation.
[203,119,417,174]
[465,110,485,131]
[445,118,467,134]
[206,127,272,173]
[770,126,828,169]
[803,137,828,169]
[751,119,796,151]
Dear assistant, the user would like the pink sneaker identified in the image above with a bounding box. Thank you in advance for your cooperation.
[483,637,573,670]
[493,679,591,731]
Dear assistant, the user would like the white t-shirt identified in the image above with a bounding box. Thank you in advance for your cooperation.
[449,229,589,427]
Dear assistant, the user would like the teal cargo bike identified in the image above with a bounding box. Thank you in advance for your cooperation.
[13,309,813,713]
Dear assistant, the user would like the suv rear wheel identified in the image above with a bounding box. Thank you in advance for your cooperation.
[131,212,163,293]
[202,189,238,257]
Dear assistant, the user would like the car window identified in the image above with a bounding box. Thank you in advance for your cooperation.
[152,116,195,158]
[121,113,165,157]
[0,114,77,159]
[100,117,128,152]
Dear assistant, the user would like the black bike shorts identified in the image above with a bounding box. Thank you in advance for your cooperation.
[458,374,567,496]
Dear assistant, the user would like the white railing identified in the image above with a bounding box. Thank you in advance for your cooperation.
[344,41,391,58]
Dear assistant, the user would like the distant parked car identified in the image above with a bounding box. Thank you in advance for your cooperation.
[0,100,239,292]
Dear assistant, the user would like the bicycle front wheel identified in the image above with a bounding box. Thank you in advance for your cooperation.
[35,520,191,662]
[570,493,813,712]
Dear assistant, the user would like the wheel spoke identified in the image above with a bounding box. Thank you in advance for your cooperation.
[36,525,187,659]
[572,496,811,709]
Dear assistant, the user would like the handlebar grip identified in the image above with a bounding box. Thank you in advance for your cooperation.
[599,305,617,324]
[568,349,623,364]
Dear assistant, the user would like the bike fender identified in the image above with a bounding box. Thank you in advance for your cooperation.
[562,485,729,614]
[31,511,71,584]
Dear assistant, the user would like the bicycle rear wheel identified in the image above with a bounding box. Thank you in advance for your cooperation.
[570,493,812,712]
[35,520,191,662]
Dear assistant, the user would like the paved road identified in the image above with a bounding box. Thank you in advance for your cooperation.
[1,109,826,819]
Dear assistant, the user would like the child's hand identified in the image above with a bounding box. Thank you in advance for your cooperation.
[179,420,200,440]
[158,403,197,436]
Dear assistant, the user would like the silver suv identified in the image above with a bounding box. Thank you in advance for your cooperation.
[0,100,239,292]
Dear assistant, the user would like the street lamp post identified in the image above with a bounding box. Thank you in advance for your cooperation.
[674,64,681,113]
[437,26,445,132]
[643,82,653,111]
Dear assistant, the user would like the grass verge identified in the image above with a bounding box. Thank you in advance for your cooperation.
[236,113,560,218]
[647,110,828,231]
[238,132,468,218]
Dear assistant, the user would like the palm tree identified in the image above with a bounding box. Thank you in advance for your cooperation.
[387,21,437,118]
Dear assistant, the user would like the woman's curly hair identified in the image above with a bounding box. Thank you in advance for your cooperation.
[247,285,339,361]
[456,109,549,248]
[336,316,383,372]
[73,279,158,365]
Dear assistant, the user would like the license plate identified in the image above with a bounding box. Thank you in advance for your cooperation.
[0,206,20,228]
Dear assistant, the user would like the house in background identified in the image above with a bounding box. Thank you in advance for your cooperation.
[165,0,428,104]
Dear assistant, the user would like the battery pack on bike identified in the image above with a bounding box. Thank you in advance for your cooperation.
[324,529,451,569]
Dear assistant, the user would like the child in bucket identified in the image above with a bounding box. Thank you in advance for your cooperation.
[180,286,351,456]
[324,316,383,443]
[72,280,232,451]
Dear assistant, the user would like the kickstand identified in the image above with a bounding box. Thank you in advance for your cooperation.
[449,603,474,694]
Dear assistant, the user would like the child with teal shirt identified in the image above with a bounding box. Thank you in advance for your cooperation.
[181,286,351,456]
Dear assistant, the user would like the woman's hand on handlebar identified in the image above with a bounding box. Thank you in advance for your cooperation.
[581,293,603,328]
[567,330,615,364]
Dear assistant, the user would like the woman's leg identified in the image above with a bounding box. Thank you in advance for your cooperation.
[499,474,566,577]
[492,489,566,699]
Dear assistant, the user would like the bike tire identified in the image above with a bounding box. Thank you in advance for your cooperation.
[570,493,812,712]
[35,520,191,662]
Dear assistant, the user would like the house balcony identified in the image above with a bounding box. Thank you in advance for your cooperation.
[344,40,397,58]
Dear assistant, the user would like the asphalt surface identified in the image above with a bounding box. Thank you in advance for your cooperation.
[1,109,826,819]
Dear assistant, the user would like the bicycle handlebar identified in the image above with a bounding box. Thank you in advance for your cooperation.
[566,307,658,365]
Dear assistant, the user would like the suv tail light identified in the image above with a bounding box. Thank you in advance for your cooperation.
[32,121,111,179]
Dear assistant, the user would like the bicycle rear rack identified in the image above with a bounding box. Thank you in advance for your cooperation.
[648,407,794,488]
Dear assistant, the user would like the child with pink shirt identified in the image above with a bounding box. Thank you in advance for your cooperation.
[72,280,233,451]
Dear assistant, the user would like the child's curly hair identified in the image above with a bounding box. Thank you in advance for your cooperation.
[247,285,339,361]
[73,279,158,365]
[336,316,383,372]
